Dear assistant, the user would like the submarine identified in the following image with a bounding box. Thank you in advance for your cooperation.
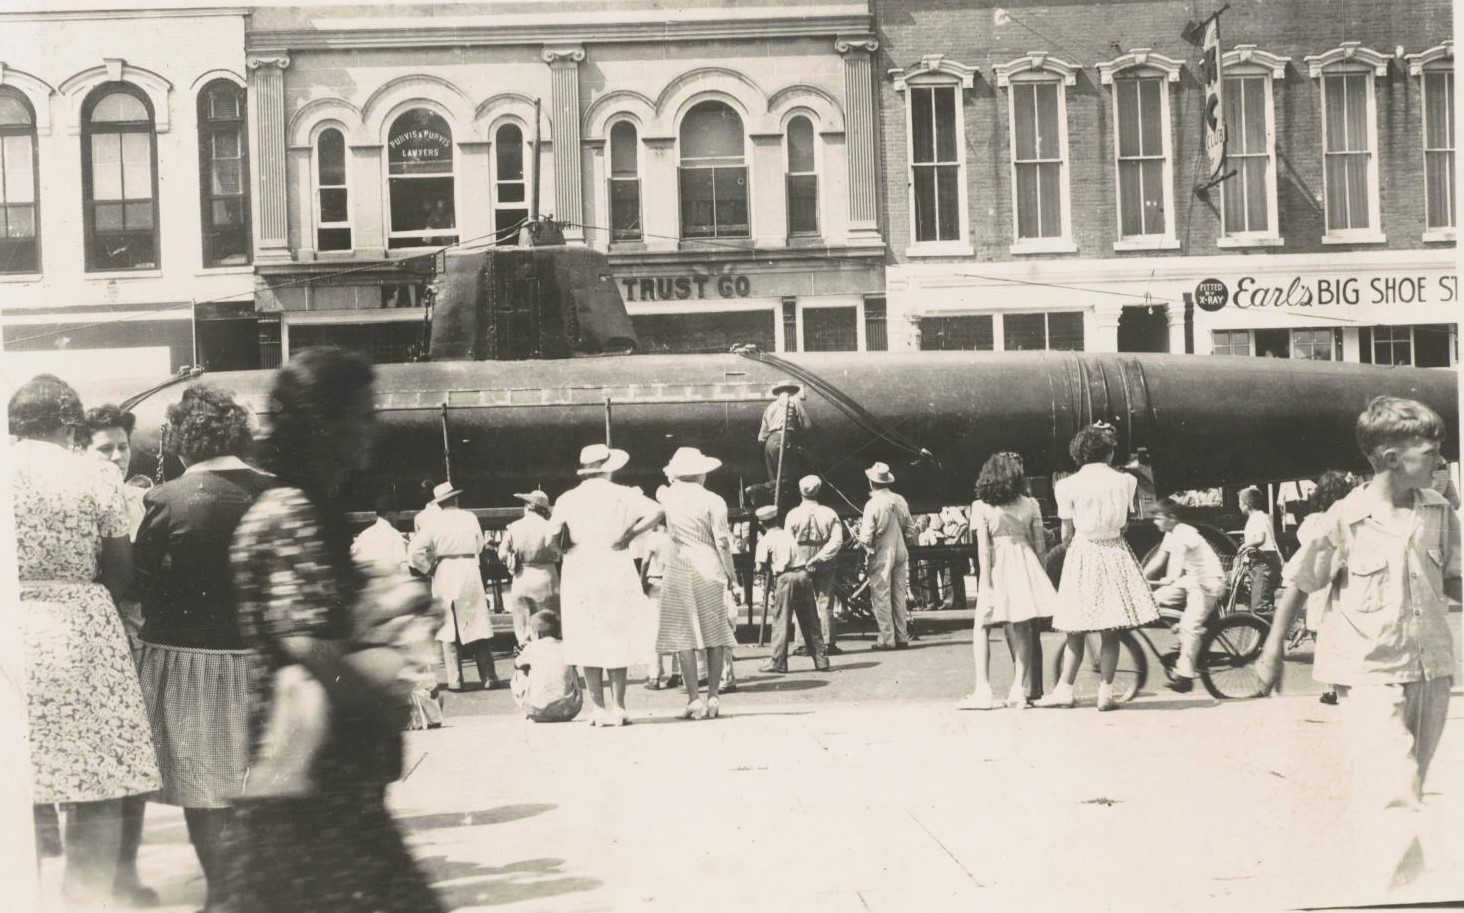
[73,221,1459,515]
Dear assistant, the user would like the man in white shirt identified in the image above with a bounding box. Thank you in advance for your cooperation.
[409,482,500,691]
[353,495,409,574]
[758,381,811,484]
[1143,498,1226,692]
[784,475,845,655]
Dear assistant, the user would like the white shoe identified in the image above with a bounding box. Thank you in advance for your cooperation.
[1035,685,1076,708]
[1096,683,1119,712]
[956,688,997,710]
[1006,685,1030,709]
[680,699,707,721]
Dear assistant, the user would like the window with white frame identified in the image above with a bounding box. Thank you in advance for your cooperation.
[1290,328,1338,360]
[1422,67,1454,230]
[493,122,529,244]
[386,108,457,249]
[1370,325,1413,365]
[0,88,38,273]
[910,85,960,242]
[1219,48,1287,241]
[1004,312,1084,350]
[1306,44,1388,240]
[315,127,351,252]
[83,84,158,271]
[997,54,1077,249]
[1211,330,1251,356]
[920,315,993,351]
[785,115,819,237]
[679,101,749,239]
[608,120,641,242]
[1099,52,1181,244]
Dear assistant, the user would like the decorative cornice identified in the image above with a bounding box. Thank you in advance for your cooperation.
[1304,42,1389,78]
[994,52,1079,87]
[58,60,172,133]
[1406,41,1453,76]
[0,63,55,134]
[835,35,878,54]
[1096,48,1182,85]
[1222,45,1289,79]
[541,44,586,66]
[888,54,977,92]
[247,52,291,71]
[247,14,872,53]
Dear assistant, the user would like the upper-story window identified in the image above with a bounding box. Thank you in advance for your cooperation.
[893,55,975,253]
[679,101,748,239]
[0,88,38,274]
[996,53,1078,253]
[608,120,641,242]
[197,80,250,267]
[315,127,351,252]
[83,84,158,271]
[1099,51,1181,249]
[785,115,819,237]
[1219,47,1288,245]
[386,108,456,249]
[1305,43,1389,243]
[493,122,528,244]
[1409,43,1455,239]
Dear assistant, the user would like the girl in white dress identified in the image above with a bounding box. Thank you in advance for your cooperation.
[959,453,1059,710]
[1038,423,1159,711]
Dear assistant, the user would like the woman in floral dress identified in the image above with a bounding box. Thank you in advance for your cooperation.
[11,374,160,908]
[225,348,443,913]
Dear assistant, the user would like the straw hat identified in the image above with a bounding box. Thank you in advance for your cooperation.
[513,490,551,511]
[770,380,802,396]
[578,443,630,476]
[431,481,463,504]
[865,462,895,485]
[663,446,722,478]
[755,505,779,522]
[798,475,822,496]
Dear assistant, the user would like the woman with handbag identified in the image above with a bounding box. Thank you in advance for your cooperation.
[225,348,443,913]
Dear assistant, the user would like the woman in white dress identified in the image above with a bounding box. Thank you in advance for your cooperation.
[1038,422,1159,711]
[550,444,664,726]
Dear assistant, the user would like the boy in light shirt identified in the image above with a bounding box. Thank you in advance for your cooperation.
[1142,498,1225,693]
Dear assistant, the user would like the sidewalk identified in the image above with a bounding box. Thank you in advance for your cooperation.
[57,685,1464,913]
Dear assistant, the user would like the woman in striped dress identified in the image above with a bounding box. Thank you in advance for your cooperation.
[1037,422,1159,711]
[655,448,740,720]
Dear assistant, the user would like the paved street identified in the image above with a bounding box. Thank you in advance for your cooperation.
[39,610,1464,913]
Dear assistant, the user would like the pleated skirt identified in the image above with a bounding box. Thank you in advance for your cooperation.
[137,641,253,808]
[1053,536,1160,633]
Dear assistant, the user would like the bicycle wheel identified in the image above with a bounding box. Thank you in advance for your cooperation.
[1198,614,1271,699]
[1049,631,1147,703]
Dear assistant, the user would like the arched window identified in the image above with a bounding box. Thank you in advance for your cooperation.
[198,80,250,267]
[315,128,352,251]
[608,120,641,241]
[0,88,38,273]
[492,122,528,244]
[679,101,748,239]
[386,108,456,248]
[83,84,158,271]
[785,115,818,237]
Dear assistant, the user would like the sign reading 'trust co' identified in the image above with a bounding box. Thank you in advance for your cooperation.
[620,275,753,302]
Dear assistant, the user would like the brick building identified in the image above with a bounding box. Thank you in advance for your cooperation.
[875,0,1456,366]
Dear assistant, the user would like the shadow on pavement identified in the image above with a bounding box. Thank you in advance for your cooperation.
[419,855,600,909]
[1120,697,1223,711]
[401,804,556,832]
[735,678,831,693]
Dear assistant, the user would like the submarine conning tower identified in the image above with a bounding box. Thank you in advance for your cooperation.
[427,220,639,361]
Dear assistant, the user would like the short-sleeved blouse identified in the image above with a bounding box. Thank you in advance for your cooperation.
[969,496,1043,551]
[14,440,129,581]
[1054,463,1135,540]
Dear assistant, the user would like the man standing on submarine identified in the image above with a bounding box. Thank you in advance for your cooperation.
[758,380,812,490]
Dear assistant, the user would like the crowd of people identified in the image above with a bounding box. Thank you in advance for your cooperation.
[9,350,1458,907]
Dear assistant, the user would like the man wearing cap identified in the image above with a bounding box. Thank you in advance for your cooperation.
[755,505,830,673]
[498,490,561,648]
[758,381,812,484]
[784,475,846,655]
[859,462,916,650]
[409,482,501,691]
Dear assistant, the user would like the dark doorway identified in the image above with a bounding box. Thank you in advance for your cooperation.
[1117,305,1169,353]
[1253,328,1291,359]
[196,318,261,371]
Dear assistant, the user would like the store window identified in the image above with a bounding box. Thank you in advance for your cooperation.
[1307,45,1388,241]
[493,122,528,244]
[1252,328,1290,358]
[1422,68,1455,231]
[920,315,993,351]
[315,128,351,251]
[632,310,773,354]
[910,85,961,243]
[608,120,641,242]
[786,116,819,237]
[1361,325,1453,368]
[679,101,748,239]
[197,81,250,267]
[803,307,857,351]
[864,297,888,351]
[289,320,422,365]
[1291,328,1338,360]
[387,108,456,249]
[1004,312,1084,350]
[1112,76,1170,239]
[0,88,38,273]
[1211,330,1251,356]
[83,85,158,271]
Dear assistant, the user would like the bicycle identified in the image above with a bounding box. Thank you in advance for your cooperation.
[1051,546,1272,702]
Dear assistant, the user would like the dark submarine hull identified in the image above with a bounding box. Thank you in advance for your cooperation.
[90,351,1458,514]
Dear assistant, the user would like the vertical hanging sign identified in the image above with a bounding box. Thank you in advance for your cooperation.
[1200,14,1226,182]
